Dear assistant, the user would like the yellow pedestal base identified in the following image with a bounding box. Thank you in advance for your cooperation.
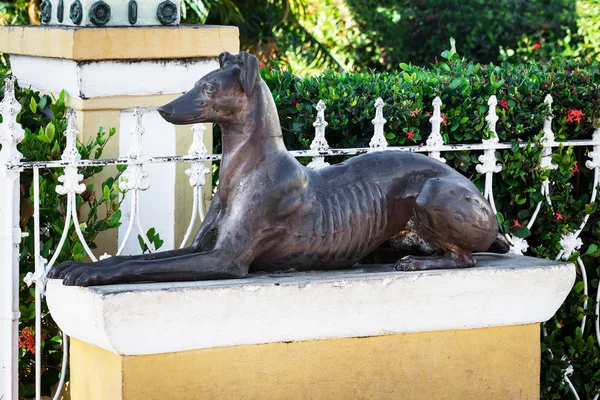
[70,324,540,400]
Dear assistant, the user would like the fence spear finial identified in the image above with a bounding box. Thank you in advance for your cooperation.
[369,97,388,151]
[0,74,25,166]
[308,100,330,169]
[425,96,446,163]
[61,109,81,163]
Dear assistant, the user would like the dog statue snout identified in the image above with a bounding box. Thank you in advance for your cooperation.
[157,105,173,118]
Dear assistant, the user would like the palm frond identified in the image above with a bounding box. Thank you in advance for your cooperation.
[278,13,342,71]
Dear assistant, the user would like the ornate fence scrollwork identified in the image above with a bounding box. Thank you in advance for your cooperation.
[180,124,211,248]
[117,107,154,255]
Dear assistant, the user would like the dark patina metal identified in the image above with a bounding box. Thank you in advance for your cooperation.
[40,0,52,23]
[48,52,508,287]
[69,0,83,24]
[57,0,64,22]
[128,0,138,25]
[156,0,177,25]
[89,1,111,26]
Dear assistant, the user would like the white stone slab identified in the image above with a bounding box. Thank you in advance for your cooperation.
[10,56,219,98]
[42,0,180,27]
[46,254,575,356]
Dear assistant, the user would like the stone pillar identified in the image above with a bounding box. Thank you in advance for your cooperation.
[46,254,575,400]
[0,19,238,255]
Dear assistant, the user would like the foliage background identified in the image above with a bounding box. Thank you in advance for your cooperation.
[5,0,600,72]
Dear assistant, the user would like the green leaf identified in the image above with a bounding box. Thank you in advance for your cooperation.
[449,79,462,89]
[37,134,51,143]
[513,226,531,239]
[137,235,147,253]
[585,243,598,255]
[45,123,56,142]
[108,210,121,228]
[39,95,47,110]
[573,281,585,293]
[496,212,505,225]
[72,242,85,261]
[29,97,37,113]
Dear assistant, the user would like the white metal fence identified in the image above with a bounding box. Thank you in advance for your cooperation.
[0,74,599,399]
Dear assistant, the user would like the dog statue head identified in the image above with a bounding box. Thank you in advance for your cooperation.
[158,52,262,125]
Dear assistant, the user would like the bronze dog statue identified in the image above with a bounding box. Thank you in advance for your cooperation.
[48,51,508,287]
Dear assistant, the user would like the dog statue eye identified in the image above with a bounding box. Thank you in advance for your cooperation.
[205,84,216,93]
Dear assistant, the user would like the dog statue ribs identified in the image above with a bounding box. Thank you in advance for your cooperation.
[48,52,509,287]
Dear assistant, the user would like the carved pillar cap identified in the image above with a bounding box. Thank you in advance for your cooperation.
[36,0,181,26]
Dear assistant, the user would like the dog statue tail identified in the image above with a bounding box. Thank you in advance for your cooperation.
[485,232,511,253]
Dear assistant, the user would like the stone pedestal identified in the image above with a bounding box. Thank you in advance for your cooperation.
[46,254,575,400]
[0,25,239,254]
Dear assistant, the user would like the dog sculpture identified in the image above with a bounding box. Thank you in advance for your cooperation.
[48,52,508,287]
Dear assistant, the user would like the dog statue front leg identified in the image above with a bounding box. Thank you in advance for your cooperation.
[59,248,249,286]
[55,216,280,286]
[191,190,222,251]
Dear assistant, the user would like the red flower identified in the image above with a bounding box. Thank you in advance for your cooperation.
[566,109,584,124]
[435,56,439,67]
[555,212,567,221]
[558,320,564,327]
[419,143,424,148]
[572,163,579,174]
[259,62,265,68]
[407,131,415,140]
[19,328,35,353]
[18,328,45,354]
[512,219,522,228]
[410,108,421,117]
[291,99,298,107]
[499,99,509,110]
[532,43,542,50]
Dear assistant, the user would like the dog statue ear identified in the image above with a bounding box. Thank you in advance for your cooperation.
[237,52,260,95]
[219,52,236,68]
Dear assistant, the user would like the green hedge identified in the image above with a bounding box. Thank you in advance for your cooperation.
[261,52,600,398]
[298,0,600,71]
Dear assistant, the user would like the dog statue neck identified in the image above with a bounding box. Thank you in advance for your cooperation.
[219,81,288,166]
